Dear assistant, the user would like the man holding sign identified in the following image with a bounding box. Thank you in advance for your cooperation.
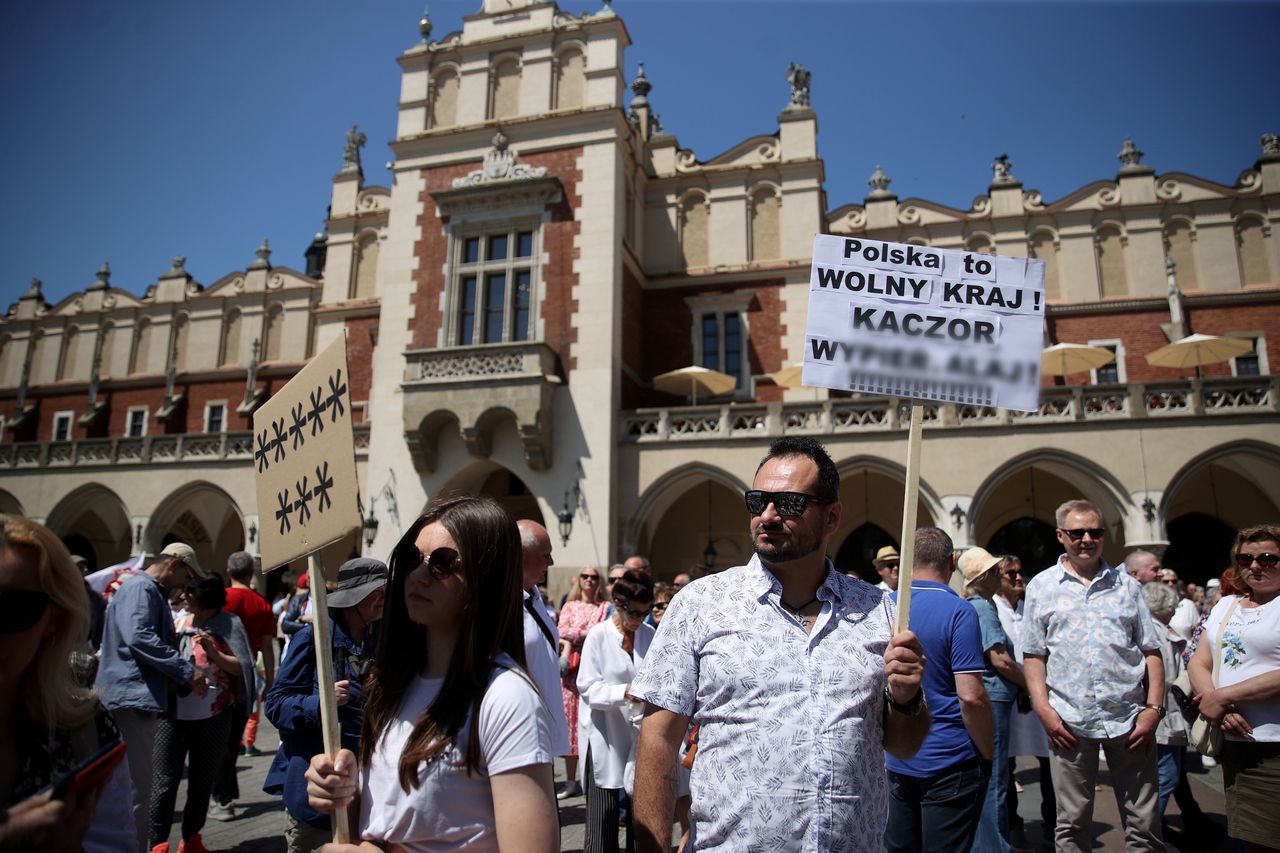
[632,437,928,853]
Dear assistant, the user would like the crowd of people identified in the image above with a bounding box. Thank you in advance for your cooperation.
[1,435,1279,852]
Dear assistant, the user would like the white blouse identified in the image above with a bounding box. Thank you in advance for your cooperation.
[359,654,553,852]
[577,617,655,789]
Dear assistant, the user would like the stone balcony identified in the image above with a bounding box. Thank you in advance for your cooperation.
[0,425,370,469]
[401,341,560,472]
[620,375,1279,443]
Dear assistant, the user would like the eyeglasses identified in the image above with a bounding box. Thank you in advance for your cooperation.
[1001,570,1023,579]
[1059,527,1105,541]
[613,599,651,620]
[579,574,600,582]
[1235,552,1280,570]
[401,545,462,580]
[0,590,51,633]
[608,575,625,583]
[744,490,828,517]
[652,602,669,611]
[879,561,900,570]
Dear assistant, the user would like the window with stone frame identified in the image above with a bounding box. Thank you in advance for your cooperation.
[687,293,752,394]
[126,406,148,438]
[452,227,538,346]
[1087,339,1124,385]
[53,411,74,443]
[1229,334,1267,377]
[204,402,227,434]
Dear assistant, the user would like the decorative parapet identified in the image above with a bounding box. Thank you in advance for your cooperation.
[619,376,1276,443]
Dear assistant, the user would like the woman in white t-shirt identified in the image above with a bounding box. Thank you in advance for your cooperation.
[1189,524,1280,850]
[305,495,559,853]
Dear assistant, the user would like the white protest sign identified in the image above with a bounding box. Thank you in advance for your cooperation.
[252,333,361,573]
[804,234,1046,411]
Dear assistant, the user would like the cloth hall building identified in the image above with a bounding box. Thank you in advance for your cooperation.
[1,0,1277,591]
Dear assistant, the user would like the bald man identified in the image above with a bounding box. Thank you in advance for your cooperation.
[517,520,571,761]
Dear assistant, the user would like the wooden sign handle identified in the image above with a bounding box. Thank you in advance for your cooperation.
[894,403,924,633]
[308,553,351,844]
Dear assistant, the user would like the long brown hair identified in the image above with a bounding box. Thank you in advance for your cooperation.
[359,495,526,790]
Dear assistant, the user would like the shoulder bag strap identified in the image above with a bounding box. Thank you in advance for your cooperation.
[1211,597,1241,688]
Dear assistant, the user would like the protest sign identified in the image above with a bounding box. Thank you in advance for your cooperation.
[803,234,1046,412]
[252,333,362,575]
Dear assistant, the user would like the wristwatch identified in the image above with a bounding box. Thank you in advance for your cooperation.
[885,688,925,717]
[1142,703,1167,718]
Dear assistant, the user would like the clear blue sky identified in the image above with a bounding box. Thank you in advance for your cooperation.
[1,0,1274,309]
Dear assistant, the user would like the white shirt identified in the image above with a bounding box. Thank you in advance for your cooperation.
[994,595,1050,758]
[1202,594,1280,742]
[523,588,571,755]
[577,616,654,789]
[359,654,553,852]
[631,556,896,853]
[1169,596,1200,641]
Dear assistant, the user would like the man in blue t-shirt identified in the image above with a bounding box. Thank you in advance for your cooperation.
[886,527,993,853]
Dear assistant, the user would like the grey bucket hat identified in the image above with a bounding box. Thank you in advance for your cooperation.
[327,557,389,609]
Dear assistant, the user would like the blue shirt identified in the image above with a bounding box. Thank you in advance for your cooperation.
[886,580,986,778]
[94,571,194,713]
[968,595,1016,703]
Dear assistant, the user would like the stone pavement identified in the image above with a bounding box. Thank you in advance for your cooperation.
[165,719,1230,852]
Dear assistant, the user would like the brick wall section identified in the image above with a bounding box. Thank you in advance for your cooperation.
[344,316,378,420]
[408,147,583,374]
[620,263,645,409]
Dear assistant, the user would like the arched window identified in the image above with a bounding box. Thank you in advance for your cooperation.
[430,68,459,129]
[554,48,585,110]
[680,194,709,269]
[1028,231,1062,301]
[28,332,52,384]
[263,304,284,362]
[1237,218,1271,286]
[58,327,80,381]
[490,57,520,120]
[965,234,995,255]
[130,319,152,375]
[1095,226,1128,298]
[221,308,241,366]
[352,233,379,300]
[749,187,780,261]
[172,314,190,372]
[1164,220,1198,291]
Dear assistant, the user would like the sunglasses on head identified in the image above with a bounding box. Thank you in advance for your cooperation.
[0,590,50,633]
[744,490,828,517]
[1059,527,1105,541]
[1235,552,1280,570]
[400,545,462,580]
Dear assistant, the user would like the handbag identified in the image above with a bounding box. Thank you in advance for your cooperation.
[1190,596,1241,758]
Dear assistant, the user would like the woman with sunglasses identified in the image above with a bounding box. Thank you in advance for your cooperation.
[577,569,655,853]
[0,514,136,852]
[1188,524,1280,851]
[305,495,558,853]
[557,564,608,799]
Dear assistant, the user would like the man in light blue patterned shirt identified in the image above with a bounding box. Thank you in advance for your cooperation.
[630,436,930,853]
[1022,498,1165,852]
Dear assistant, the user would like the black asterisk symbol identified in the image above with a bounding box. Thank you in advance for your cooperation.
[308,387,327,437]
[312,462,334,513]
[254,429,271,473]
[325,369,348,422]
[294,475,313,526]
[271,418,288,462]
[274,489,294,535]
[288,402,307,451]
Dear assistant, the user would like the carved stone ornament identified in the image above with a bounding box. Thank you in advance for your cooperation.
[88,262,111,291]
[630,62,652,105]
[249,239,272,270]
[1117,136,1154,175]
[785,63,811,111]
[342,124,367,173]
[1262,133,1280,158]
[24,278,43,299]
[418,3,432,41]
[1022,190,1045,212]
[452,130,548,188]
[991,154,1017,184]
[866,164,894,199]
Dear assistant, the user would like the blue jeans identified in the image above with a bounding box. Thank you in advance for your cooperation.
[972,699,1013,852]
[886,758,992,853]
[1156,744,1181,816]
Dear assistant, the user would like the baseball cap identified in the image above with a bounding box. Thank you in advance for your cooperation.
[160,542,208,579]
[328,558,389,609]
[875,546,900,564]
[958,546,1003,589]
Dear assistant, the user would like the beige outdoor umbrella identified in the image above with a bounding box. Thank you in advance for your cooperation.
[768,363,806,388]
[1145,333,1253,377]
[1042,343,1116,377]
[652,365,737,404]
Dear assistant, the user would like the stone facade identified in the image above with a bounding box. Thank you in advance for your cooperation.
[2,0,1277,590]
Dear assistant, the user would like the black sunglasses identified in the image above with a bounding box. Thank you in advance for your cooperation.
[1001,570,1024,579]
[0,590,50,633]
[1236,552,1280,570]
[1059,527,1105,541]
[744,490,828,517]
[400,545,462,581]
[613,599,651,620]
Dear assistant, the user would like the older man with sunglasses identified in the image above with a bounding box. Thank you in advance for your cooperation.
[632,436,928,853]
[1022,499,1165,852]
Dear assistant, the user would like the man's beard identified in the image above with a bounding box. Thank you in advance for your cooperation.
[752,522,823,565]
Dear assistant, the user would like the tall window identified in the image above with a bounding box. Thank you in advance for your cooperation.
[681,194,709,269]
[1096,227,1128,298]
[490,58,520,120]
[554,48,585,110]
[1087,340,1124,385]
[58,328,80,381]
[263,304,284,362]
[1164,220,1198,290]
[698,311,745,391]
[352,232,379,300]
[454,229,536,346]
[221,309,241,366]
[204,403,227,433]
[53,411,74,442]
[430,68,459,129]
[1230,335,1266,376]
[126,407,148,438]
[130,320,152,375]
[1028,231,1062,301]
[98,323,116,378]
[749,188,780,261]
[1237,218,1271,286]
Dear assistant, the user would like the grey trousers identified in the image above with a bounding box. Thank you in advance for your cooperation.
[1049,733,1163,852]
[285,809,334,853]
[112,708,160,853]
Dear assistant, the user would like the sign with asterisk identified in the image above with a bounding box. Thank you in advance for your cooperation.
[252,333,361,574]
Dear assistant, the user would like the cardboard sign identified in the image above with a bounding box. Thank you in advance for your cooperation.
[804,235,1046,412]
[252,334,361,573]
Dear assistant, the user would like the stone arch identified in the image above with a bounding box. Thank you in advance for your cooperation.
[630,463,749,577]
[351,230,379,301]
[1235,213,1271,286]
[489,54,521,120]
[0,488,23,516]
[970,448,1132,566]
[405,409,461,474]
[1163,217,1199,291]
[748,183,781,261]
[965,231,995,254]
[831,455,942,576]
[45,483,132,572]
[147,481,245,581]
[434,458,547,527]
[553,44,586,110]
[1094,222,1129,298]
[430,64,460,129]
[1028,227,1062,301]
[679,191,710,269]
[1160,440,1280,535]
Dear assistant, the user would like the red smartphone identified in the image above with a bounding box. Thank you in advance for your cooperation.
[48,738,126,801]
